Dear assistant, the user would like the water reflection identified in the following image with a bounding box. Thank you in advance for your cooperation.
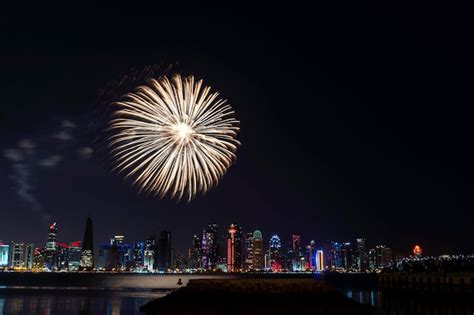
[345,289,474,315]
[0,290,166,315]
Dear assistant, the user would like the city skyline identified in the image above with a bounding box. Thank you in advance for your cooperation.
[0,217,440,273]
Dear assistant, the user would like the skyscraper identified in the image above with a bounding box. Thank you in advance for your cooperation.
[57,242,69,271]
[325,241,342,270]
[190,233,202,269]
[132,241,145,270]
[157,230,172,271]
[226,223,242,272]
[32,247,45,271]
[269,234,282,272]
[9,242,33,270]
[144,235,156,272]
[316,249,324,271]
[375,245,392,268]
[341,242,353,272]
[201,224,219,270]
[251,230,264,271]
[68,241,82,271]
[79,217,94,271]
[244,232,253,271]
[44,222,58,271]
[305,240,317,271]
[290,235,304,271]
[110,235,134,270]
[356,238,367,272]
[0,241,9,268]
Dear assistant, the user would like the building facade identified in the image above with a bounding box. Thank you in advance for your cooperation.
[79,217,94,271]
[226,224,242,272]
[251,230,264,271]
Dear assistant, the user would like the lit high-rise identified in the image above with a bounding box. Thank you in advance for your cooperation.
[45,222,58,271]
[251,230,264,271]
[243,232,253,271]
[67,241,82,271]
[269,234,282,272]
[0,241,9,268]
[79,217,94,271]
[227,223,242,272]
[9,242,33,270]
[356,238,367,272]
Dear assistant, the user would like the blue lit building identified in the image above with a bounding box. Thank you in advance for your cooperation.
[133,241,145,269]
[98,235,132,270]
[269,234,282,272]
[0,242,9,267]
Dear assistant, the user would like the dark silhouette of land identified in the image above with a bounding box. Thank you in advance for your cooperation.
[140,278,373,315]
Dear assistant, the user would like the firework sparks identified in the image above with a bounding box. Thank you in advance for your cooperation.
[109,74,240,201]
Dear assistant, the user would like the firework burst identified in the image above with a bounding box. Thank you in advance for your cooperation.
[108,74,240,201]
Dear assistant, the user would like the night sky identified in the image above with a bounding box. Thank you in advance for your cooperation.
[1,5,473,256]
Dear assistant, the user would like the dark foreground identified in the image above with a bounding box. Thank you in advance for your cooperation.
[140,278,373,315]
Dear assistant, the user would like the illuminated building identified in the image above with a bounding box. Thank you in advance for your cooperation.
[324,241,342,270]
[0,242,9,268]
[79,217,94,271]
[9,242,33,270]
[190,233,202,269]
[68,241,82,271]
[290,235,304,271]
[368,248,376,271]
[375,245,392,268]
[316,249,324,271]
[200,230,209,269]
[356,238,368,272]
[226,223,242,272]
[244,232,253,271]
[118,244,132,269]
[305,240,317,271]
[202,224,219,270]
[113,235,125,245]
[173,253,186,270]
[340,242,353,271]
[99,235,132,270]
[264,253,270,270]
[157,231,172,271]
[133,241,145,269]
[269,234,282,272]
[45,222,58,271]
[413,245,423,257]
[251,230,264,271]
[99,242,120,271]
[57,242,69,271]
[144,236,156,272]
[32,247,45,271]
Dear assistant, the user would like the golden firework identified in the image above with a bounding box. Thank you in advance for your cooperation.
[109,74,240,201]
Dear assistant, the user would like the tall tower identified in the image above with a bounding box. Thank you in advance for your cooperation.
[79,217,94,271]
[251,230,264,271]
[243,232,254,271]
[203,224,219,270]
[356,238,367,272]
[144,235,156,272]
[226,223,242,272]
[157,230,172,271]
[316,249,324,271]
[269,235,282,272]
[45,222,58,271]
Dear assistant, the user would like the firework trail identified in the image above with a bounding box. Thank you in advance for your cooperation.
[108,74,240,201]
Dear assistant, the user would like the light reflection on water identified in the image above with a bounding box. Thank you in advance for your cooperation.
[344,289,474,315]
[0,274,235,315]
[0,289,167,315]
